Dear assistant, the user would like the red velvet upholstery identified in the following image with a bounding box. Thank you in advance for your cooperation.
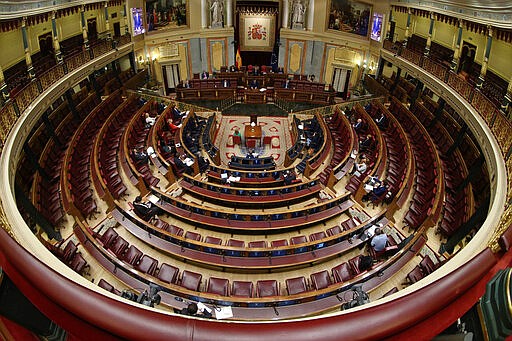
[153,219,170,231]
[256,280,279,297]
[157,263,179,284]
[231,281,253,297]
[180,270,202,291]
[69,253,88,274]
[168,225,184,237]
[62,241,78,263]
[349,255,362,275]
[233,135,241,145]
[122,245,143,265]
[407,265,425,284]
[248,240,267,248]
[99,227,118,248]
[499,224,512,251]
[271,239,289,247]
[420,256,437,275]
[326,225,343,236]
[205,236,222,245]
[286,276,308,295]
[310,270,332,290]
[184,231,202,241]
[135,255,158,276]
[309,231,326,242]
[290,235,307,245]
[246,139,256,149]
[332,262,353,283]
[207,277,229,296]
[382,287,399,298]
[108,236,128,257]
[98,279,114,293]
[227,239,245,247]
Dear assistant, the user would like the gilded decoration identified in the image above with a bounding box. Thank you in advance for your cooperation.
[491,113,512,156]
[490,203,512,253]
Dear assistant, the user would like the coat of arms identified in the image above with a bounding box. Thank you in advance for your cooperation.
[247,23,267,40]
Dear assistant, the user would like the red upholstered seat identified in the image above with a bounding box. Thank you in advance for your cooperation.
[232,281,253,297]
[205,236,222,245]
[99,227,118,248]
[207,277,229,296]
[98,279,114,293]
[310,270,332,290]
[381,287,399,298]
[136,255,158,276]
[309,231,327,242]
[153,218,170,231]
[286,276,308,295]
[227,239,245,247]
[332,262,353,283]
[168,225,184,237]
[271,239,289,247]
[290,235,307,245]
[108,236,128,257]
[69,253,88,274]
[349,255,362,275]
[184,231,202,241]
[407,265,425,284]
[180,270,202,291]
[233,135,241,145]
[157,263,179,284]
[256,280,279,297]
[122,245,143,265]
[419,256,437,275]
[62,241,78,263]
[326,225,343,236]
[248,240,267,248]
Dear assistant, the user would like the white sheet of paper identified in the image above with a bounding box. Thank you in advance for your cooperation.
[214,306,233,320]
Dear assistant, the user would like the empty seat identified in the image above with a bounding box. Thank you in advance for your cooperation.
[381,287,399,298]
[108,236,128,257]
[157,263,179,284]
[290,235,307,245]
[69,253,88,274]
[248,240,267,248]
[348,255,363,276]
[326,225,343,237]
[406,265,425,284]
[61,240,78,263]
[227,239,245,247]
[207,277,229,296]
[122,245,143,265]
[309,231,327,242]
[98,279,114,293]
[180,270,202,291]
[184,231,202,241]
[205,236,222,245]
[232,281,253,297]
[332,262,353,283]
[310,270,332,290]
[99,227,118,248]
[168,225,184,237]
[271,239,289,247]
[256,280,279,297]
[286,276,308,295]
[136,255,158,276]
[419,256,437,275]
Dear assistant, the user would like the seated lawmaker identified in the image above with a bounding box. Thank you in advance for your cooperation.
[371,228,388,252]
[132,148,149,165]
[133,196,160,221]
[249,79,260,89]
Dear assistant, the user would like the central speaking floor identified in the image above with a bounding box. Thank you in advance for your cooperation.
[215,115,292,166]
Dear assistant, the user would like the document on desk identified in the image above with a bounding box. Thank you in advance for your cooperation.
[214,306,233,320]
[148,194,159,204]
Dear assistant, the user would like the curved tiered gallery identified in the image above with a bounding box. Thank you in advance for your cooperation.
[0,0,511,340]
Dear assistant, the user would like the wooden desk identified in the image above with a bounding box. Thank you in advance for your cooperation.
[244,124,262,147]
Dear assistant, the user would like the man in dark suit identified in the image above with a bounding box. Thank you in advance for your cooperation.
[133,196,160,221]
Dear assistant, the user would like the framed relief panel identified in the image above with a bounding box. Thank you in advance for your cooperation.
[239,12,276,52]
[327,0,372,38]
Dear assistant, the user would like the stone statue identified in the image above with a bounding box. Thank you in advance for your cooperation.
[291,0,306,26]
[210,0,224,28]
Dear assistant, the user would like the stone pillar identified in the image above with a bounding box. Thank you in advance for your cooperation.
[476,25,492,89]
[21,17,35,80]
[201,0,208,29]
[424,12,435,57]
[306,0,314,31]
[0,64,9,103]
[104,2,111,40]
[403,8,411,47]
[226,0,233,27]
[282,0,290,29]
[451,19,463,71]
[376,57,385,79]
[81,6,90,51]
[123,2,129,35]
[386,9,393,40]
[51,11,63,65]
[502,76,512,116]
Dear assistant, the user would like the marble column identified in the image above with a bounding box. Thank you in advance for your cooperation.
[201,0,208,29]
[424,12,435,57]
[104,2,111,40]
[476,26,492,89]
[123,2,129,35]
[81,6,90,51]
[21,17,35,80]
[451,19,463,71]
[403,8,411,47]
[306,0,314,31]
[502,76,512,116]
[0,64,9,102]
[226,0,233,27]
[282,0,290,29]
[51,11,63,65]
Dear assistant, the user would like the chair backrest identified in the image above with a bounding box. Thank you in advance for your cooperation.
[157,263,179,284]
[232,281,253,297]
[180,270,202,291]
[207,277,229,296]
[310,270,332,290]
[256,280,279,297]
[286,276,307,295]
